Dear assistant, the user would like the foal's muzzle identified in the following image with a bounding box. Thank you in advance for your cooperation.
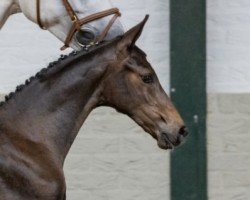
[158,126,188,150]
[75,27,97,46]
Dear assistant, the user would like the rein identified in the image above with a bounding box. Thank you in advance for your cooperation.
[36,0,121,50]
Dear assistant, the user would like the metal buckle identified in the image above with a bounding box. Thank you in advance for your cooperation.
[72,15,77,23]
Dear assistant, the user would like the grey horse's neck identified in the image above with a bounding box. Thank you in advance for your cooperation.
[0,45,113,164]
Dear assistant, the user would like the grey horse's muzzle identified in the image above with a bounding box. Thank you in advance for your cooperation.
[75,26,97,46]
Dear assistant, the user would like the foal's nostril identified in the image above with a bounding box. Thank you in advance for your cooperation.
[160,115,167,123]
[179,126,188,137]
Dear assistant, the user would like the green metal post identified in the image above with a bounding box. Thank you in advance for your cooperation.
[170,0,207,200]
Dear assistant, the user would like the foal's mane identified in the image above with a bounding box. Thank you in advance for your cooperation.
[0,37,122,107]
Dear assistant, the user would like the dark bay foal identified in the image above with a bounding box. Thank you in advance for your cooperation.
[0,16,187,200]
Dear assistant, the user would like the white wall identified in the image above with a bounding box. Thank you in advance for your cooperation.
[207,94,250,200]
[207,1,250,199]
[207,0,250,93]
[0,1,171,200]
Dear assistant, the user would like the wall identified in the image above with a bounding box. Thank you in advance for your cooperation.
[207,0,250,93]
[208,94,250,200]
[207,0,250,199]
[0,1,170,200]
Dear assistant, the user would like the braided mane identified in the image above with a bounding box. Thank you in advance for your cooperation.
[0,38,119,108]
[0,51,73,106]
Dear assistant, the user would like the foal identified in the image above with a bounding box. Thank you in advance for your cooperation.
[0,16,187,199]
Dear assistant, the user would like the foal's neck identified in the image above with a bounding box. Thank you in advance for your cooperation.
[0,49,111,164]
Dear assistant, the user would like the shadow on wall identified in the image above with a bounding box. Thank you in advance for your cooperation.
[208,94,250,200]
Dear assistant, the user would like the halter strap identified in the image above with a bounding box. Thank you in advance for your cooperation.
[97,13,120,43]
[62,0,79,22]
[36,0,121,50]
[36,0,46,29]
[61,8,121,50]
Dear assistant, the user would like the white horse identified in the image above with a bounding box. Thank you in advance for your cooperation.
[0,0,124,50]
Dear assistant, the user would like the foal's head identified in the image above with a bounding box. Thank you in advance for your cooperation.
[101,16,187,150]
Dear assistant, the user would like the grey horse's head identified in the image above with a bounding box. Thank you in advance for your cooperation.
[75,16,124,47]
[71,0,124,48]
[45,0,124,50]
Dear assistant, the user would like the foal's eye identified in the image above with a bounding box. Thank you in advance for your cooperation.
[141,75,154,84]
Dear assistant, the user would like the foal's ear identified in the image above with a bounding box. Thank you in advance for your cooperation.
[117,15,149,55]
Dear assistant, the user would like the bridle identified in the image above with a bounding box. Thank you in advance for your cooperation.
[36,0,121,50]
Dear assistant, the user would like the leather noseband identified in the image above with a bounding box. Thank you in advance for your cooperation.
[36,0,121,50]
